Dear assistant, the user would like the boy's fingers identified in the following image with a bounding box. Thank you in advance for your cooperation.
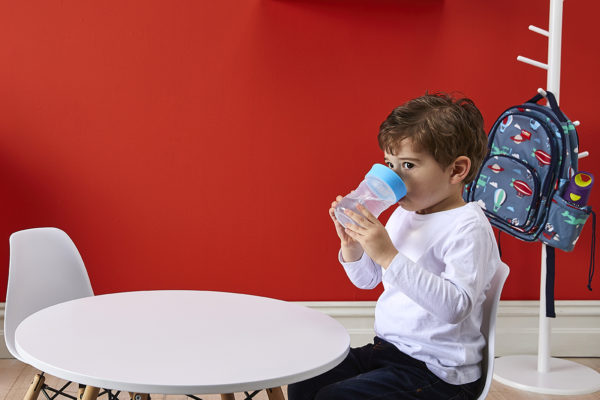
[344,221,367,236]
[344,228,358,240]
[345,208,371,227]
[356,204,376,222]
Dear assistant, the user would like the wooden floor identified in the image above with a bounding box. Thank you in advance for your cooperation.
[1,358,599,400]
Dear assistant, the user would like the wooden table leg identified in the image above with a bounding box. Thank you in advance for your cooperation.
[81,386,100,400]
[220,394,235,400]
[266,387,285,400]
[23,374,45,400]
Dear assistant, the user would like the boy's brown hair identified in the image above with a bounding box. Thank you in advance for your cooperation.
[378,92,487,184]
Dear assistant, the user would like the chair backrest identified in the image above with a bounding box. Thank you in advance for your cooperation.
[476,262,510,400]
[4,228,94,361]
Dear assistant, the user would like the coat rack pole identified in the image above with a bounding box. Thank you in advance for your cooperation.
[537,0,563,376]
[537,245,550,373]
[492,0,600,395]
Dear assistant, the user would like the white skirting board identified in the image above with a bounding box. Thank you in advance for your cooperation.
[1,300,599,358]
[296,300,600,357]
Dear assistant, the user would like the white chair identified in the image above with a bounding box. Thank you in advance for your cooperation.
[476,262,510,400]
[5,228,94,400]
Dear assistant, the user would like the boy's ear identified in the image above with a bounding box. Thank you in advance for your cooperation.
[449,156,471,184]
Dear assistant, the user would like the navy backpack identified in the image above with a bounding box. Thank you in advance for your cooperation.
[465,91,595,316]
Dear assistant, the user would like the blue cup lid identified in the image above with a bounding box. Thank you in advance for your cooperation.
[366,164,407,201]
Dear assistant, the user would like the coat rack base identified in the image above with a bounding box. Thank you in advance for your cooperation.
[493,355,600,395]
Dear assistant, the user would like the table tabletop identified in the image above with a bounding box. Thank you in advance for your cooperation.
[15,290,350,395]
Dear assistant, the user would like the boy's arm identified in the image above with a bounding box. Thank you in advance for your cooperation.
[340,201,496,324]
[384,224,495,324]
[339,250,382,290]
[329,199,382,290]
[340,241,364,263]
[341,204,399,269]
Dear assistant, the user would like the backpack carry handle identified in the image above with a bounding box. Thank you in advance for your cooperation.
[527,91,567,122]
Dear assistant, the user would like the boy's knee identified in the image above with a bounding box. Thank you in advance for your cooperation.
[287,381,314,400]
[313,382,353,400]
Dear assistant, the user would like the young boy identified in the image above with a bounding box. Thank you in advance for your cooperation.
[288,93,504,400]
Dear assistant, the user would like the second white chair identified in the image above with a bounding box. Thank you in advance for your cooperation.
[5,227,94,400]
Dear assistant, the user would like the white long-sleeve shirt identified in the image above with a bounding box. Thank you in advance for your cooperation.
[340,202,502,385]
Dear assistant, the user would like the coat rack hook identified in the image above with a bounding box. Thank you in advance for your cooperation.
[529,25,550,37]
[517,56,549,70]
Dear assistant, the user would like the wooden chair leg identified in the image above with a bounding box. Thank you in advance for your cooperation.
[23,374,45,400]
[266,387,285,400]
[81,386,100,400]
[220,394,235,400]
[78,384,86,400]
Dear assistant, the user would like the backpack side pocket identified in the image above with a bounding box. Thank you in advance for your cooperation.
[540,191,591,251]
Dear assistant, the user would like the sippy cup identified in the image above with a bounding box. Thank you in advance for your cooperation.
[334,164,406,228]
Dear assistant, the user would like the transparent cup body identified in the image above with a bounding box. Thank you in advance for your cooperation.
[334,176,398,228]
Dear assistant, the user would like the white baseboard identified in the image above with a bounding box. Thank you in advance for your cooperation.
[493,300,600,357]
[1,301,599,359]
[295,300,600,357]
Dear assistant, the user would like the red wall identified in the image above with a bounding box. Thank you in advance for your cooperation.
[0,0,598,302]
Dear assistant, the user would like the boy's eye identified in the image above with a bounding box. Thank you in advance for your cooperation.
[386,161,395,169]
[402,162,415,169]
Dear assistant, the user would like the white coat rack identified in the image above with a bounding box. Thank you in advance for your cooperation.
[492,0,600,395]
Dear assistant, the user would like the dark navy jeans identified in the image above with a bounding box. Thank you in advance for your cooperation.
[287,337,481,400]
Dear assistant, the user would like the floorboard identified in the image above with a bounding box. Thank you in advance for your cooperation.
[1,359,598,400]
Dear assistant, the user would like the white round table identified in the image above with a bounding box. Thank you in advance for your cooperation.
[15,291,350,396]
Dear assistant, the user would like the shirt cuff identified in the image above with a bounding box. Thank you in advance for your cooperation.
[338,249,367,266]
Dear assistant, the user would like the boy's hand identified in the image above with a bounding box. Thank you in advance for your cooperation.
[342,204,398,269]
[329,196,364,262]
